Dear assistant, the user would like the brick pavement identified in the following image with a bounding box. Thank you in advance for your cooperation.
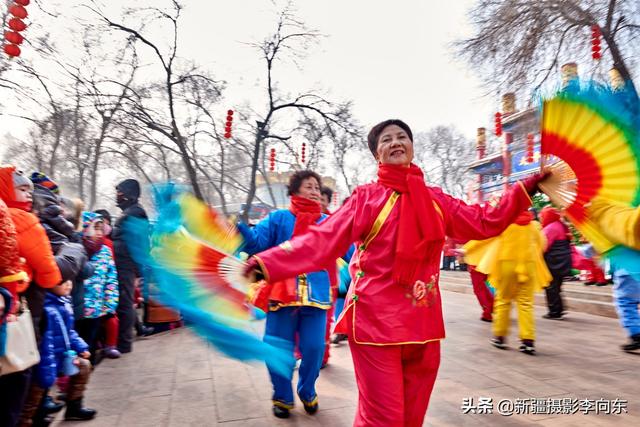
[52,290,639,426]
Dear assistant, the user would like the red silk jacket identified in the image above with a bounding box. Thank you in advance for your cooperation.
[255,181,531,345]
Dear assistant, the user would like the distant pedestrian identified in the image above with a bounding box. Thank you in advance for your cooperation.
[112,179,148,354]
[540,207,572,319]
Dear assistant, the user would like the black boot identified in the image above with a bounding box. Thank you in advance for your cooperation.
[32,414,54,427]
[301,396,319,415]
[64,399,97,421]
[43,395,64,414]
[621,334,640,352]
[519,339,536,355]
[272,405,290,419]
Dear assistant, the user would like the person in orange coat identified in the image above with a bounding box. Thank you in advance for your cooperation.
[0,166,62,427]
[0,166,61,295]
[0,198,28,313]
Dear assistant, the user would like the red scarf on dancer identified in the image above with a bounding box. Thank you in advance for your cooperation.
[289,195,322,237]
[514,211,533,225]
[377,163,445,287]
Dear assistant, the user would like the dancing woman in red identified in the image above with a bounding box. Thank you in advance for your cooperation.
[245,119,547,426]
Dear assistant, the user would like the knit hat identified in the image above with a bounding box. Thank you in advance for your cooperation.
[116,179,141,200]
[82,211,102,230]
[30,172,59,194]
[12,170,33,190]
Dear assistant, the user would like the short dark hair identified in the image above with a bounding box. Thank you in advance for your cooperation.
[367,119,413,156]
[287,170,322,196]
[94,209,112,224]
[320,186,333,200]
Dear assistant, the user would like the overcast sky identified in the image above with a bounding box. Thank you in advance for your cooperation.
[1,0,502,145]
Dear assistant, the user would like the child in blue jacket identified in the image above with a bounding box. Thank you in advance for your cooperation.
[20,280,97,423]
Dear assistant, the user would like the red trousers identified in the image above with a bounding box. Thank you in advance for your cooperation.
[103,314,119,347]
[584,259,606,284]
[322,302,336,365]
[469,267,494,319]
[348,336,441,426]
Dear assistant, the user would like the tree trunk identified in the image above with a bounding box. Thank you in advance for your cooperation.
[242,131,264,222]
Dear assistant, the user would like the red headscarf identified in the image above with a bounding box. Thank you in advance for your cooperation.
[377,163,445,287]
[514,210,534,225]
[289,195,322,237]
[540,206,561,228]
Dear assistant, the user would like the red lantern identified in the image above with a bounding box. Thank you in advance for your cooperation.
[494,112,502,137]
[15,0,30,5]
[591,25,602,60]
[300,142,306,164]
[9,5,28,19]
[526,133,534,163]
[269,148,276,172]
[3,44,21,57]
[224,109,233,138]
[5,31,24,45]
[8,18,27,32]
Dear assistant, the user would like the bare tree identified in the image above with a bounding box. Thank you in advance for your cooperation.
[94,0,225,201]
[415,126,476,198]
[241,4,361,220]
[457,0,640,97]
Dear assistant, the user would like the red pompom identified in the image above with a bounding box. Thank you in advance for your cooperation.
[8,18,27,32]
[592,52,602,60]
[227,109,234,116]
[9,5,28,19]
[3,43,21,57]
[224,132,231,139]
[15,0,30,5]
[5,31,24,45]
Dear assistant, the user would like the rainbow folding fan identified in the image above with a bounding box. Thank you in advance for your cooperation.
[124,184,293,374]
[538,82,640,253]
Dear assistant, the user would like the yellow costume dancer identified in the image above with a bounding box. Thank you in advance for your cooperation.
[464,211,551,354]
[587,198,640,249]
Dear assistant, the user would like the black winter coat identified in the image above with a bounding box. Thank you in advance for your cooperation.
[112,203,148,276]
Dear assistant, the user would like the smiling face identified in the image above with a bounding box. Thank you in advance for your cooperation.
[296,177,322,202]
[375,124,414,166]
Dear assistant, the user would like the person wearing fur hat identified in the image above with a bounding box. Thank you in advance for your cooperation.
[112,179,148,354]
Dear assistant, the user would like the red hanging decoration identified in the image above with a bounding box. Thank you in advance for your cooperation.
[526,133,534,163]
[15,0,30,5]
[300,142,306,164]
[4,31,24,45]
[9,4,28,19]
[494,112,503,137]
[3,44,21,57]
[224,109,233,139]
[332,191,338,206]
[591,25,602,60]
[8,18,27,32]
[269,148,276,172]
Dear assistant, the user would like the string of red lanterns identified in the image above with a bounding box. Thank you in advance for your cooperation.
[591,25,602,61]
[3,0,31,58]
[526,133,535,163]
[224,109,233,139]
[269,148,276,172]
[300,142,306,164]
[494,112,503,137]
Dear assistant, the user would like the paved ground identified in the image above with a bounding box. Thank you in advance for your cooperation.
[52,289,639,426]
